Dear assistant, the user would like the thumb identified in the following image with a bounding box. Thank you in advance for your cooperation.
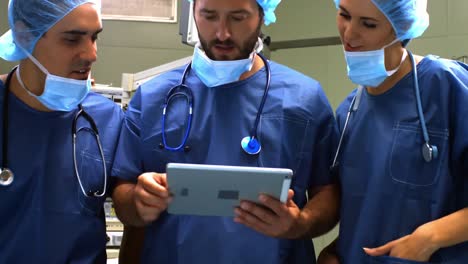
[152,173,168,187]
[286,189,296,207]
[363,243,392,257]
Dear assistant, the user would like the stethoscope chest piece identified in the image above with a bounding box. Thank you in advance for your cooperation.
[0,168,14,186]
[422,143,438,163]
[241,136,261,155]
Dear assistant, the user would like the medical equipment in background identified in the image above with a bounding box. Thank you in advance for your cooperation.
[453,55,468,64]
[121,56,192,108]
[330,50,439,172]
[92,84,123,105]
[104,197,123,259]
[179,0,198,46]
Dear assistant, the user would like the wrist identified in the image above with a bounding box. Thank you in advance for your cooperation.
[414,223,441,255]
[292,209,314,239]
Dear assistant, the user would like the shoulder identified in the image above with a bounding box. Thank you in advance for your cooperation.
[269,61,321,87]
[417,55,468,98]
[268,61,335,120]
[82,93,123,120]
[336,89,358,119]
[138,65,188,96]
[419,55,468,80]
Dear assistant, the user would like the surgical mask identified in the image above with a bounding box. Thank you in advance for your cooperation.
[344,39,407,87]
[191,38,263,87]
[16,49,91,112]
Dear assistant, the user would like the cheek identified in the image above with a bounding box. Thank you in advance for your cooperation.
[335,17,346,35]
[337,24,346,39]
[195,20,215,38]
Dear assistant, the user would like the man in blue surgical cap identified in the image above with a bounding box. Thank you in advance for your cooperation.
[318,0,468,263]
[111,0,340,263]
[0,0,123,262]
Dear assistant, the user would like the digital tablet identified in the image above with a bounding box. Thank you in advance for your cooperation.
[166,163,293,217]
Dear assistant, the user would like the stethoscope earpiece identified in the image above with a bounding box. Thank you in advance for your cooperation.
[241,136,261,155]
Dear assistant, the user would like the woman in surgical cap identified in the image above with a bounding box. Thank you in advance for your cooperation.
[318,0,468,263]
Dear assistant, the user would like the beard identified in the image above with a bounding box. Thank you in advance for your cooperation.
[198,21,262,61]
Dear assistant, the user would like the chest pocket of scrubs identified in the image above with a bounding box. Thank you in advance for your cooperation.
[75,132,110,215]
[144,97,205,173]
[389,122,448,187]
[257,115,308,172]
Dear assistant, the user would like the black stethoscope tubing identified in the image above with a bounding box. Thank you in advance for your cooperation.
[1,66,107,196]
[0,67,15,186]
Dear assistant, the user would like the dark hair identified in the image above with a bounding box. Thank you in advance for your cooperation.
[192,0,265,20]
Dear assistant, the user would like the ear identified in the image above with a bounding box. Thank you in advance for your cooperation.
[12,20,37,53]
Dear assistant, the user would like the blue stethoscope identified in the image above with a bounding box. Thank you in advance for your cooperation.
[0,66,107,198]
[330,50,438,173]
[160,52,271,155]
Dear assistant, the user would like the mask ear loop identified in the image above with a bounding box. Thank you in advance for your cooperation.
[18,45,50,76]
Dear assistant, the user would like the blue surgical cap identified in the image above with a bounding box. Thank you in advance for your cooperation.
[187,0,281,26]
[0,0,101,61]
[333,0,429,41]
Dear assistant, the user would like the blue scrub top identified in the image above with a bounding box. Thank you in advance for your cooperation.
[0,78,124,263]
[336,55,468,264]
[112,60,338,264]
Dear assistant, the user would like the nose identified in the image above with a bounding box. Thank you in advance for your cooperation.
[216,18,231,42]
[343,22,360,46]
[81,39,98,63]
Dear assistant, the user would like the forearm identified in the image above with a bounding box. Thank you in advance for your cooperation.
[317,237,340,264]
[421,207,468,251]
[112,180,146,227]
[296,183,340,239]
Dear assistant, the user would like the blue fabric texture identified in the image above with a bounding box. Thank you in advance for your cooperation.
[112,60,338,264]
[0,0,101,61]
[0,78,123,263]
[335,55,468,264]
[333,0,429,41]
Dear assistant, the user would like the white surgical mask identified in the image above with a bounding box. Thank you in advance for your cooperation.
[16,50,91,112]
[191,38,264,87]
[344,39,407,87]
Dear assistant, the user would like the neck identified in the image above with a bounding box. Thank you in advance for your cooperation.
[8,63,51,112]
[367,53,423,96]
[239,54,264,81]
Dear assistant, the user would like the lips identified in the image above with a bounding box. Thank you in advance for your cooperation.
[72,68,91,79]
[344,43,362,52]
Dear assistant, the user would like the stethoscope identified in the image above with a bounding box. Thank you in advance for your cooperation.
[160,52,271,155]
[1,67,107,198]
[330,50,438,173]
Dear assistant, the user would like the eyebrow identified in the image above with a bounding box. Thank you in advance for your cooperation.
[200,8,251,15]
[61,28,103,36]
[339,6,379,22]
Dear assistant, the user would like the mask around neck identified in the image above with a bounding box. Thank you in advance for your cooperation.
[16,49,91,112]
[344,38,407,88]
[191,38,264,88]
